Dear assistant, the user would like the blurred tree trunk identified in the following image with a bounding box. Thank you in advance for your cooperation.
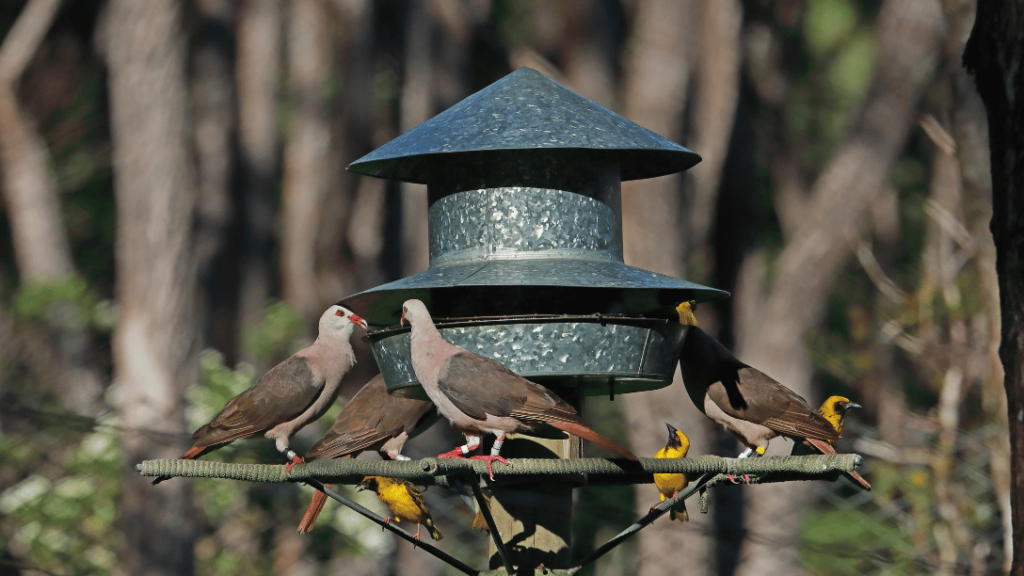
[0,0,71,281]
[617,2,719,576]
[0,0,106,415]
[963,1,1024,572]
[104,0,199,573]
[282,0,334,320]
[236,0,282,346]
[192,0,237,355]
[398,1,433,277]
[732,1,942,574]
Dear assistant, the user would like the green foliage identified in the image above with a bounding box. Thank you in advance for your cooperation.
[801,505,918,575]
[0,417,123,576]
[241,300,310,365]
[804,0,858,55]
[12,273,113,331]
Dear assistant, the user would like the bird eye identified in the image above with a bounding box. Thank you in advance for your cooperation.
[335,309,343,317]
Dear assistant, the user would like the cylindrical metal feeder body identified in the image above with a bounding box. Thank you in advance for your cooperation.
[338,67,727,572]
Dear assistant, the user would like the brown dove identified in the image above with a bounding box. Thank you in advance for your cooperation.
[401,299,638,479]
[152,305,367,484]
[296,374,437,533]
[675,302,839,479]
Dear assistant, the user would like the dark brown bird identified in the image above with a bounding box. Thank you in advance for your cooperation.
[153,305,367,484]
[675,302,839,470]
[296,374,437,533]
[401,299,638,480]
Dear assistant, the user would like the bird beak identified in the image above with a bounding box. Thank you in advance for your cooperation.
[846,401,862,410]
[665,423,678,435]
[400,311,406,327]
[350,313,368,329]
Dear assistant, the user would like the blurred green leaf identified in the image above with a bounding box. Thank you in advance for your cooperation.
[804,0,858,55]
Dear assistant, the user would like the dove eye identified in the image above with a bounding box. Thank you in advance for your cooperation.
[335,309,343,317]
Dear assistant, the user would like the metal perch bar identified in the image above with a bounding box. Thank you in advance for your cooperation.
[301,477,478,576]
[469,479,515,576]
[138,453,864,485]
[574,473,713,569]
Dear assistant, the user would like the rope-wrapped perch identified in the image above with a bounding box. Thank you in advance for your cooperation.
[138,453,863,486]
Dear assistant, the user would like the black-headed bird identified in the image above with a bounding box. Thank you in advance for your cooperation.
[359,476,443,542]
[791,395,871,490]
[653,423,690,521]
[675,302,840,465]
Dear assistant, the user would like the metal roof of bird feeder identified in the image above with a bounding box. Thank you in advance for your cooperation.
[341,67,727,327]
[348,67,701,183]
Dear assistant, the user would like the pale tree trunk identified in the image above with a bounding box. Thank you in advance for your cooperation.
[688,0,743,263]
[963,1,1024,572]
[0,0,106,416]
[104,0,199,573]
[732,1,943,574]
[617,2,720,576]
[237,0,282,342]
[398,1,433,278]
[0,0,71,282]
[282,0,334,320]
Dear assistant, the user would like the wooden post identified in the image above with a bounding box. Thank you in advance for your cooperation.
[486,388,583,573]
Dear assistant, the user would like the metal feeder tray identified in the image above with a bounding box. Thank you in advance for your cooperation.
[366,313,688,398]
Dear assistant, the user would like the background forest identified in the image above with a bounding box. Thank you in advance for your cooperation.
[0,0,1006,575]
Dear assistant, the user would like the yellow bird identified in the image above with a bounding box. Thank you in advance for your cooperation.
[791,396,872,490]
[653,423,690,522]
[358,476,443,541]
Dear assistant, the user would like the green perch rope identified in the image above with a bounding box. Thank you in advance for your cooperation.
[138,453,863,486]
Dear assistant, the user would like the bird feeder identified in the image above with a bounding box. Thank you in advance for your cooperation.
[341,67,727,402]
[339,67,725,572]
[139,67,867,576]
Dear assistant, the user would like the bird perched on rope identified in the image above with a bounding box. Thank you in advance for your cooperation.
[653,423,690,522]
[152,305,367,485]
[296,374,437,532]
[401,299,638,480]
[359,476,443,542]
[791,395,871,490]
[675,301,840,480]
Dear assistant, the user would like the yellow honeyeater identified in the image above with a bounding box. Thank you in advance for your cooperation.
[358,476,443,541]
[791,396,872,490]
[653,423,690,522]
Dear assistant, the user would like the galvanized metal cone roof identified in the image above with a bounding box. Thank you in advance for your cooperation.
[340,67,727,327]
[348,67,701,183]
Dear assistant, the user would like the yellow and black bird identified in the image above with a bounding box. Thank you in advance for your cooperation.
[675,302,841,467]
[653,423,690,522]
[359,476,443,542]
[791,395,871,490]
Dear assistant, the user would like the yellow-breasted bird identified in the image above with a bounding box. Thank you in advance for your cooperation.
[790,395,871,490]
[358,476,443,542]
[653,423,690,522]
[675,302,841,479]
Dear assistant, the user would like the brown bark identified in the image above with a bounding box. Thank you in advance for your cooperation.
[617,2,720,576]
[399,1,434,277]
[104,0,199,573]
[688,0,743,261]
[0,0,72,281]
[236,0,282,338]
[733,1,943,574]
[282,0,334,320]
[963,1,1024,572]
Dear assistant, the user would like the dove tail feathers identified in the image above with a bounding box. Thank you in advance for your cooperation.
[804,437,871,491]
[548,421,638,460]
[297,488,331,533]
